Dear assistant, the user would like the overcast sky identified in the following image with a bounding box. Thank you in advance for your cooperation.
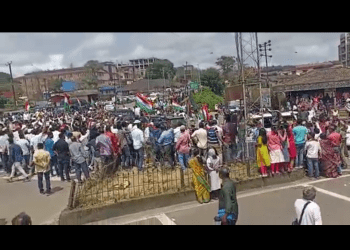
[0,32,344,78]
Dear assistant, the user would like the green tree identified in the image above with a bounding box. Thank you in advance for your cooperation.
[215,56,236,77]
[192,87,223,110]
[49,78,63,92]
[82,60,105,88]
[145,59,176,80]
[200,68,224,96]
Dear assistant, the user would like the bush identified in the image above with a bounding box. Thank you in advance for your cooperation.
[192,88,223,110]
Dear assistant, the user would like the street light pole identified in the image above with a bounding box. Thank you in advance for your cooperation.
[5,61,16,107]
[259,40,272,88]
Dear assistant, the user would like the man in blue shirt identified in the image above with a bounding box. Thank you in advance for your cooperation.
[293,119,308,169]
[158,125,175,168]
[8,137,29,182]
[45,132,59,177]
[150,123,162,165]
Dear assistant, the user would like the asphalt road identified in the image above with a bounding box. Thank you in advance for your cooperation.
[0,172,72,225]
[87,171,350,225]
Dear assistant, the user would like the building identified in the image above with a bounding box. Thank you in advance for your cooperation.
[339,33,350,67]
[115,57,159,83]
[123,79,172,94]
[272,66,350,99]
[98,86,129,100]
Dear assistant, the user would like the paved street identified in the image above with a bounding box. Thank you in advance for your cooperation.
[0,171,72,225]
[87,171,350,225]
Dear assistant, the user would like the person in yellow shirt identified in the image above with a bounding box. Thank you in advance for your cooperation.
[32,143,51,195]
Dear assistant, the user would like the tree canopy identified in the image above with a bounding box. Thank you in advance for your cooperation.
[83,60,104,88]
[192,87,223,110]
[145,59,176,80]
[200,68,224,96]
[215,55,236,76]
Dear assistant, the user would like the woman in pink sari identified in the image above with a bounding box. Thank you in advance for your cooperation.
[319,133,341,178]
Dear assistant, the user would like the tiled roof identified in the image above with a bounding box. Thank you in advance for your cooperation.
[282,67,350,86]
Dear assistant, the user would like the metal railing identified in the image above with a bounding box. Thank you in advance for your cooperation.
[69,146,260,210]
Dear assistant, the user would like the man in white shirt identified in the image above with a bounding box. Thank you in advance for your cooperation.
[294,186,322,225]
[0,131,9,173]
[23,112,31,122]
[174,122,182,144]
[131,120,144,171]
[15,133,30,171]
[51,125,60,143]
[305,132,321,179]
[30,129,44,151]
[134,106,141,117]
[191,122,208,160]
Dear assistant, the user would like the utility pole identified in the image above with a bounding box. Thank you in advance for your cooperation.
[255,33,264,127]
[5,61,16,106]
[259,40,272,87]
[163,68,165,102]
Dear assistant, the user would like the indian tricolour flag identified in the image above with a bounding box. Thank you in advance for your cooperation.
[64,93,72,111]
[135,93,154,114]
[172,101,184,111]
[25,101,30,111]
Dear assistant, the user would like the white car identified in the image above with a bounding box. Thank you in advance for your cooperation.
[104,104,115,111]
[228,105,240,113]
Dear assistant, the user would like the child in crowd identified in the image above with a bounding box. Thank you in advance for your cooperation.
[305,132,321,179]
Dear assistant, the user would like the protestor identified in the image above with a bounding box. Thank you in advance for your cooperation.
[267,126,284,176]
[8,137,30,182]
[53,132,71,182]
[206,148,221,200]
[32,142,51,194]
[256,128,270,177]
[175,125,191,171]
[305,132,321,180]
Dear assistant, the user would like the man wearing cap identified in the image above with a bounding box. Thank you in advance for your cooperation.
[131,120,144,171]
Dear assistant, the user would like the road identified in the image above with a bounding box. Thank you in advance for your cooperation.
[86,171,350,225]
[0,171,72,225]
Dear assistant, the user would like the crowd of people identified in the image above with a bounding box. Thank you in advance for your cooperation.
[0,91,349,200]
[255,109,349,180]
[0,103,238,198]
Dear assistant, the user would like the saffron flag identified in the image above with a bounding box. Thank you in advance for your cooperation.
[135,93,154,114]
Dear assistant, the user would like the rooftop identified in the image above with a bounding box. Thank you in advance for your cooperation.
[273,66,350,92]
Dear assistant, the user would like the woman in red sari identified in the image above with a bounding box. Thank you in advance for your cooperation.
[319,133,341,178]
[286,125,297,172]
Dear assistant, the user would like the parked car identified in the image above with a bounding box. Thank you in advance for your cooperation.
[104,104,115,111]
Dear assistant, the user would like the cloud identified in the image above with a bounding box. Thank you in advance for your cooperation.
[11,54,64,77]
[67,33,116,62]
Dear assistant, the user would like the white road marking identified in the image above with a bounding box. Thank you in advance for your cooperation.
[86,174,350,225]
[237,174,350,199]
[302,185,350,202]
[155,213,176,225]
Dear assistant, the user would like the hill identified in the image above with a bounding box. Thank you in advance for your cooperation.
[0,72,11,84]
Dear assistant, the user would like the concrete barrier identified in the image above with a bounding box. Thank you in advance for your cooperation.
[59,169,306,225]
